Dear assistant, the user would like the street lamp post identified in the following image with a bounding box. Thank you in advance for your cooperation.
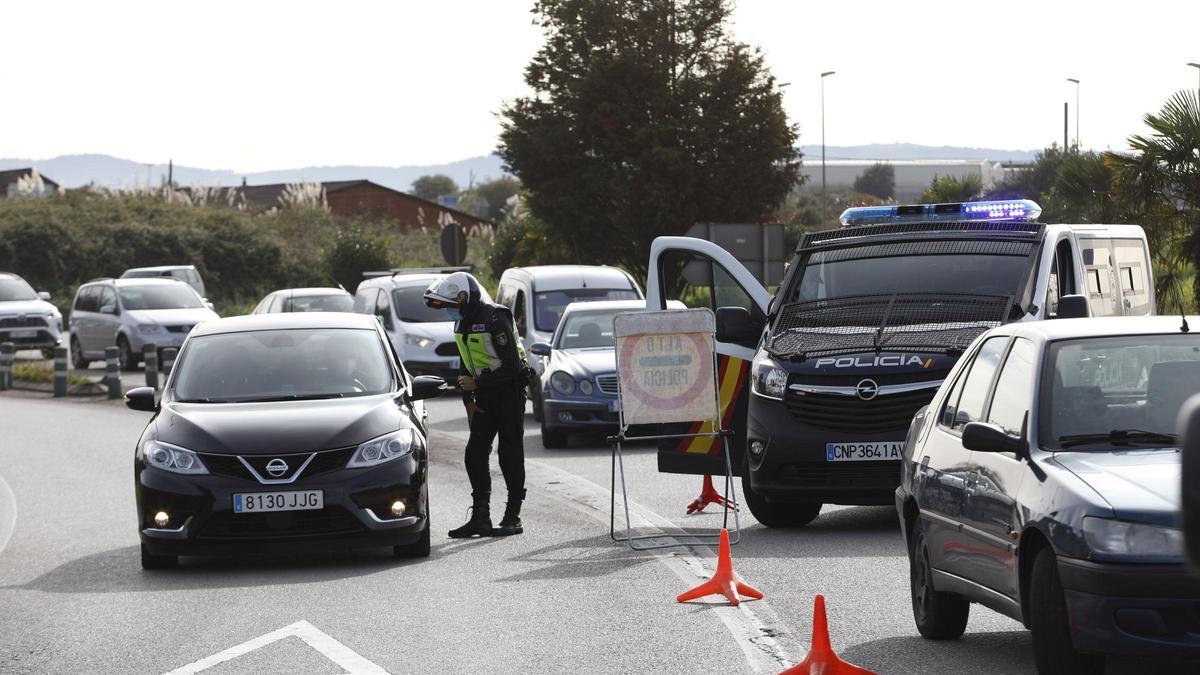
[1066,78,1080,150]
[1189,63,1200,93]
[821,71,835,224]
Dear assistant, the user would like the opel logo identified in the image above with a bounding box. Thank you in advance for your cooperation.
[266,458,289,477]
[855,379,879,401]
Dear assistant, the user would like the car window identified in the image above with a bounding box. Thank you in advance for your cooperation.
[514,289,528,335]
[119,284,204,310]
[283,294,354,313]
[944,336,1008,430]
[0,277,38,301]
[556,309,620,349]
[98,286,117,311]
[986,338,1037,436]
[75,286,98,312]
[354,287,377,314]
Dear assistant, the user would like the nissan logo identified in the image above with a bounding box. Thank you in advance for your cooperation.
[855,379,879,401]
[265,458,289,477]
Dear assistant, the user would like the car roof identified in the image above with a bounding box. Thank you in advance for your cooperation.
[268,287,350,297]
[996,316,1200,343]
[192,312,381,337]
[502,265,636,292]
[561,300,649,315]
[360,273,445,289]
[110,277,188,287]
[122,265,196,273]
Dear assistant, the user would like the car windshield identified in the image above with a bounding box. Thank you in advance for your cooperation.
[393,286,451,323]
[791,253,1031,302]
[121,270,164,278]
[282,294,354,313]
[556,309,622,349]
[534,288,639,332]
[1042,334,1200,449]
[119,284,204,310]
[0,277,37,302]
[172,328,394,403]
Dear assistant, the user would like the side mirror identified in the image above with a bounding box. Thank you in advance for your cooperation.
[409,375,447,401]
[203,300,215,311]
[100,304,117,315]
[1055,294,1089,319]
[1179,394,1200,566]
[715,306,763,345]
[125,387,158,412]
[529,342,552,357]
[962,421,1026,454]
[37,291,51,301]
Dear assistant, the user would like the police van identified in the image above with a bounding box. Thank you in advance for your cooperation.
[644,200,1154,527]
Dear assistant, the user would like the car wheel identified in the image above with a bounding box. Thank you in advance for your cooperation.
[117,336,138,371]
[394,521,431,559]
[140,543,178,570]
[541,420,568,449]
[910,526,969,639]
[742,455,821,527]
[1029,548,1104,674]
[70,337,89,370]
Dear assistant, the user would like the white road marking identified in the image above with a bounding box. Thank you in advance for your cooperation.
[436,425,796,672]
[163,620,388,675]
[0,472,16,557]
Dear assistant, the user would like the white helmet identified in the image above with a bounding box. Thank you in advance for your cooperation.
[423,272,477,311]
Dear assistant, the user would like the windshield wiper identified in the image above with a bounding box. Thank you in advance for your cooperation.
[175,397,215,403]
[1057,429,1178,449]
[233,393,347,403]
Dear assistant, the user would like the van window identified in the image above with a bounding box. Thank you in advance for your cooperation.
[532,288,637,333]
[1080,239,1118,317]
[98,286,118,312]
[375,290,394,330]
[514,290,528,336]
[1046,238,1077,317]
[392,286,449,323]
[75,286,99,312]
[354,287,377,314]
[1113,239,1150,315]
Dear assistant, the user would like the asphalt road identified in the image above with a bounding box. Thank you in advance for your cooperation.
[0,391,1188,674]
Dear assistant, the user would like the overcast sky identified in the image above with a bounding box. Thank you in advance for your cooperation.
[4,0,1198,171]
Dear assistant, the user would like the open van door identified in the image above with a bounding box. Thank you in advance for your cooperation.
[645,236,771,475]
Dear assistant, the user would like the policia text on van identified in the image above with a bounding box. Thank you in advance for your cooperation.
[643,200,1154,528]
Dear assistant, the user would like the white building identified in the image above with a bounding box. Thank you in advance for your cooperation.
[799,159,1008,201]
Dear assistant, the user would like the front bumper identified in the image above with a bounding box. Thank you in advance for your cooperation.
[130,331,189,353]
[0,326,61,350]
[746,394,909,505]
[1059,557,1200,655]
[137,454,428,556]
[542,398,619,432]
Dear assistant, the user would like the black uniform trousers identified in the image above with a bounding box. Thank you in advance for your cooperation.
[464,384,526,501]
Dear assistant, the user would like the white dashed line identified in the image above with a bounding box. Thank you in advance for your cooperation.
[0,472,15,557]
[163,620,389,675]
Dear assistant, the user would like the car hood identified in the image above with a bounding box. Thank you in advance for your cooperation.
[127,308,219,325]
[551,347,615,376]
[155,395,404,455]
[1052,449,1181,526]
[0,299,59,317]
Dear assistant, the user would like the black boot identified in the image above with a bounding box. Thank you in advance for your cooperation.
[448,497,492,539]
[493,495,524,537]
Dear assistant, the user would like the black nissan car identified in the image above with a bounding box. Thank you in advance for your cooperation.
[127,312,444,569]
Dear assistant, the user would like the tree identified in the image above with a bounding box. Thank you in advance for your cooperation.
[498,0,800,274]
[985,145,1066,202]
[324,225,392,291]
[410,174,459,202]
[852,163,894,200]
[463,176,522,222]
[920,174,982,204]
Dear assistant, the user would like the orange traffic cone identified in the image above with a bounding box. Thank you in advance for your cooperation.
[676,528,762,606]
[780,595,876,675]
[686,474,739,514]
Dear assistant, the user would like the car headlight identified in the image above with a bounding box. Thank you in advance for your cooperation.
[551,370,576,396]
[1082,517,1183,559]
[142,440,208,475]
[751,352,788,400]
[578,379,594,396]
[348,428,418,468]
[404,334,435,349]
[139,323,164,334]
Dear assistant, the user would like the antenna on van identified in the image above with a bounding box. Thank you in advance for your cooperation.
[1170,269,1190,333]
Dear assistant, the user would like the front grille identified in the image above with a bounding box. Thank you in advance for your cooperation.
[784,386,935,434]
[165,324,191,334]
[434,342,458,357]
[595,374,619,395]
[778,461,902,490]
[198,446,354,482]
[0,316,48,328]
[197,506,363,540]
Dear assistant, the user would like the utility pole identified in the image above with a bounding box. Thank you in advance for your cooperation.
[167,159,173,188]
[820,71,836,224]
[1066,78,1080,149]
[1063,102,1069,152]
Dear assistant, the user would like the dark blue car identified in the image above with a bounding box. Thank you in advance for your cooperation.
[896,316,1200,673]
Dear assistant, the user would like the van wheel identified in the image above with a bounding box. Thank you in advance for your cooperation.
[394,520,431,559]
[70,337,89,369]
[541,421,568,449]
[910,526,969,639]
[117,336,138,371]
[1029,548,1104,674]
[742,456,821,527]
[140,544,177,570]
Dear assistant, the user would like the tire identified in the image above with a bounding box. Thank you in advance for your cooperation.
[910,526,969,639]
[70,337,89,370]
[541,420,568,449]
[742,455,822,527]
[140,543,178,570]
[1029,548,1104,674]
[117,335,138,371]
[394,520,431,559]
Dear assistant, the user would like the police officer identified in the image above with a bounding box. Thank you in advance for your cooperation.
[423,272,526,538]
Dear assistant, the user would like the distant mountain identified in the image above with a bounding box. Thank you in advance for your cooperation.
[0,154,509,192]
[0,144,1038,190]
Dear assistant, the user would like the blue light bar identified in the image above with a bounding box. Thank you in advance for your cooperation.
[839,199,1042,227]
